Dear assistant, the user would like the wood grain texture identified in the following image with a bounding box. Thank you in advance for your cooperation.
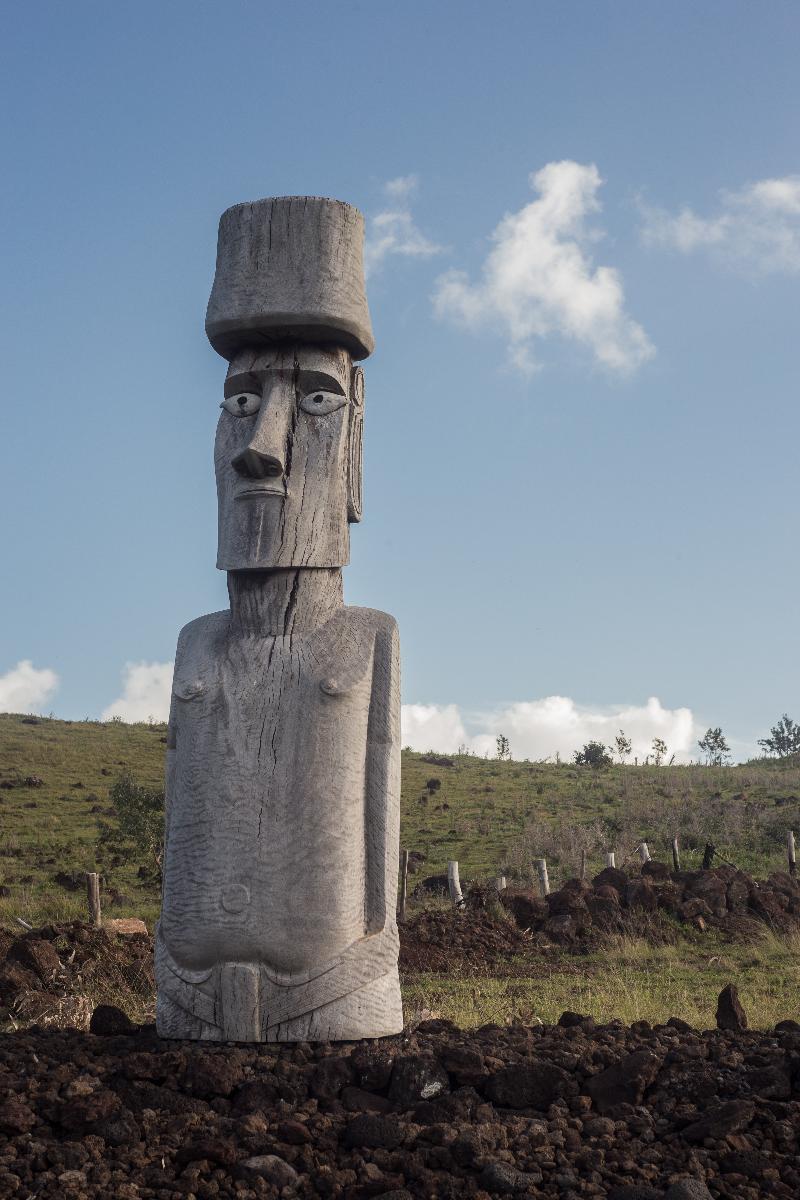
[156,573,403,1041]
[206,197,374,361]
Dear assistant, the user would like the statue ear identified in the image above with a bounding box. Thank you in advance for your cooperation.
[347,367,364,523]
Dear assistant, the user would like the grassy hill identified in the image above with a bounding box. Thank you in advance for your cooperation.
[1,711,799,928]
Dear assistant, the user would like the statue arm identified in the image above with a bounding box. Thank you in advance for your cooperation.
[364,617,401,934]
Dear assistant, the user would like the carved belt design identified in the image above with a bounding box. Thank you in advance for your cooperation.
[155,922,399,1040]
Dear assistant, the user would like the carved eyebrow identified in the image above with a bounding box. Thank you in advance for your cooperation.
[295,369,346,396]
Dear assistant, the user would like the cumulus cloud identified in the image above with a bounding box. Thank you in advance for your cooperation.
[432,161,654,375]
[365,175,444,276]
[401,703,468,753]
[101,661,173,723]
[639,175,800,275]
[0,660,59,713]
[402,695,697,763]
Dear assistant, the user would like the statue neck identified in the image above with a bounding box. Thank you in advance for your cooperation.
[228,569,344,636]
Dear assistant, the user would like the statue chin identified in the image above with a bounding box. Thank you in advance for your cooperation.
[216,495,350,571]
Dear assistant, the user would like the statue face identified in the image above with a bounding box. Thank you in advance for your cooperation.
[215,344,364,570]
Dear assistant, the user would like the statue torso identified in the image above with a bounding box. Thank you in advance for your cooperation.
[160,605,388,974]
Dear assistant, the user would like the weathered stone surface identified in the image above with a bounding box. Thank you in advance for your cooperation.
[89,1005,135,1036]
[484,1061,573,1109]
[716,983,748,1031]
[156,196,402,1042]
[237,1154,298,1187]
[681,1099,755,1141]
[585,1050,661,1112]
[664,1182,714,1200]
[0,1097,36,1134]
[388,1054,450,1106]
[342,1114,404,1149]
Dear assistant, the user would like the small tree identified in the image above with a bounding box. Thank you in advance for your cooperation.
[614,730,632,764]
[97,775,165,880]
[758,714,800,758]
[495,734,511,761]
[573,741,612,769]
[652,737,668,766]
[698,727,731,766]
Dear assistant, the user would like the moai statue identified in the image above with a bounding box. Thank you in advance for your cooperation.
[155,197,403,1041]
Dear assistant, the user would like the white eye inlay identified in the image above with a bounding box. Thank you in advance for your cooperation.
[299,390,347,416]
[221,391,262,417]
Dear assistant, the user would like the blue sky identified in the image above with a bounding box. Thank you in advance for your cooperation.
[0,1,797,761]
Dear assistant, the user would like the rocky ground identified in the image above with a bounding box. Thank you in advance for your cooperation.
[492,864,800,949]
[1,1005,800,1199]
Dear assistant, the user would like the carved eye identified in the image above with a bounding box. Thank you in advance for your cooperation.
[299,390,347,416]
[220,392,261,417]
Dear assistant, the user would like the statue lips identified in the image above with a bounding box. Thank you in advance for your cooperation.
[235,484,286,500]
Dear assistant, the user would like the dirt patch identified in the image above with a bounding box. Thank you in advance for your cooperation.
[399,909,533,973]
[0,920,154,1028]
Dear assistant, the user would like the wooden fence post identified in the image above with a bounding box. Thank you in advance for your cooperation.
[671,836,681,873]
[702,843,715,870]
[447,860,465,909]
[605,851,616,869]
[580,849,587,881]
[788,831,797,877]
[398,849,409,922]
[638,842,651,864]
[495,875,507,893]
[536,858,550,897]
[86,872,101,928]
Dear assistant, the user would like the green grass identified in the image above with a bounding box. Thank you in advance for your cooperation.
[1,712,799,926]
[402,927,800,1031]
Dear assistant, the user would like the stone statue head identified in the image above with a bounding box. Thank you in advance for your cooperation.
[206,197,372,571]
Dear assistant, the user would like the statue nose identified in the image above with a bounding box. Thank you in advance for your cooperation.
[232,447,284,479]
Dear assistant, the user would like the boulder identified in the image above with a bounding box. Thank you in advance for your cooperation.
[681,1099,755,1142]
[388,1054,449,1107]
[715,983,747,1031]
[89,1005,135,1036]
[585,1050,661,1113]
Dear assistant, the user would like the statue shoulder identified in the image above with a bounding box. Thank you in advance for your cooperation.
[175,610,230,662]
[341,606,399,642]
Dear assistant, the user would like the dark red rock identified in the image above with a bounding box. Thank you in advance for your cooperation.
[0,1096,36,1134]
[310,1054,354,1099]
[184,1052,241,1098]
[175,1136,238,1168]
[387,1054,449,1107]
[681,1099,755,1142]
[341,1085,393,1113]
[277,1119,313,1144]
[716,983,748,1031]
[89,1004,135,1036]
[484,1061,574,1109]
[585,1050,661,1113]
[343,1113,404,1149]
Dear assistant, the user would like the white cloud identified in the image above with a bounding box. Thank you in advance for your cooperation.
[401,703,467,753]
[432,161,654,375]
[0,660,59,713]
[639,175,800,275]
[402,695,697,763]
[365,176,444,276]
[101,661,173,723]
